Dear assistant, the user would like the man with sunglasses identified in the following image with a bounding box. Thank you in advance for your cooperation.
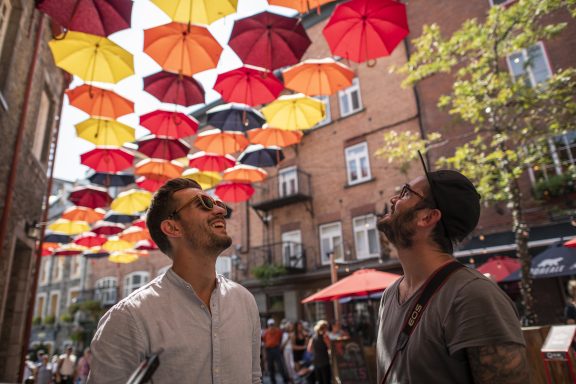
[88,178,261,384]
[375,164,527,384]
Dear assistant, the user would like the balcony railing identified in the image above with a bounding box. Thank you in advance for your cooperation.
[248,241,307,274]
[250,169,312,211]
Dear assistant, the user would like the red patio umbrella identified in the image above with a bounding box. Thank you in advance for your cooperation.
[188,152,236,172]
[136,175,170,193]
[215,182,255,203]
[66,84,134,119]
[214,65,284,106]
[91,221,125,236]
[228,11,311,71]
[144,71,205,107]
[476,256,521,282]
[68,185,112,209]
[302,269,401,303]
[323,0,409,64]
[132,218,147,229]
[74,232,108,247]
[80,147,134,173]
[136,135,191,160]
[140,110,199,139]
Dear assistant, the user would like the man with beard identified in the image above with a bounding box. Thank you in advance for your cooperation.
[88,178,261,384]
[376,165,527,384]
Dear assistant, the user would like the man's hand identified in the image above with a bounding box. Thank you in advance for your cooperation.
[467,342,528,384]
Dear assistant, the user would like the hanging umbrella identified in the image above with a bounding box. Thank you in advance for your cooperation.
[62,206,105,224]
[102,236,134,252]
[120,226,151,243]
[143,71,205,107]
[323,0,409,63]
[88,171,135,187]
[75,118,135,146]
[188,152,236,172]
[564,238,576,248]
[136,175,170,193]
[44,232,72,244]
[48,31,134,83]
[110,189,153,214]
[302,269,401,303]
[48,219,91,235]
[134,158,185,179]
[108,251,139,264]
[103,211,140,224]
[238,145,285,167]
[206,103,266,132]
[228,11,311,71]
[42,243,59,257]
[193,129,249,155]
[136,135,191,161]
[476,256,521,283]
[247,127,303,147]
[66,84,134,119]
[151,0,238,24]
[140,110,198,138]
[267,0,335,13]
[53,243,88,256]
[132,218,147,229]
[134,239,158,251]
[83,247,110,259]
[223,164,268,183]
[74,232,108,247]
[181,168,222,189]
[80,147,134,173]
[37,0,132,37]
[261,94,325,130]
[283,58,354,96]
[91,221,125,236]
[144,22,223,76]
[68,185,112,209]
[214,65,284,106]
[215,182,254,203]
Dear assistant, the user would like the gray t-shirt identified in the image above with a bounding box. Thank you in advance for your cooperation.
[376,266,525,384]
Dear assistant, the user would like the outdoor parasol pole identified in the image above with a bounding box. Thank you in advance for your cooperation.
[329,252,340,322]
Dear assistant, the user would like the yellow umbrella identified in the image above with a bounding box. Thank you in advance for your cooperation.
[48,219,91,235]
[48,31,134,83]
[75,118,135,146]
[102,236,135,252]
[182,168,222,189]
[151,0,238,24]
[261,94,325,130]
[110,189,153,214]
[108,251,139,264]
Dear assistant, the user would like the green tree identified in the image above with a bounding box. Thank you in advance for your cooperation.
[381,0,576,324]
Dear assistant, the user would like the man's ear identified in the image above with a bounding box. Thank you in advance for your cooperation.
[418,208,442,228]
[160,219,182,238]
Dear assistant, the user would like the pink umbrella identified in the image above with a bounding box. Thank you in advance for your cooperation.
[214,65,284,106]
[140,110,199,138]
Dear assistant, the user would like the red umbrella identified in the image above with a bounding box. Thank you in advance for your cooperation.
[132,218,147,229]
[564,238,576,248]
[322,0,409,63]
[91,221,125,236]
[476,257,521,282]
[215,182,254,203]
[37,0,132,37]
[228,11,311,71]
[136,175,170,193]
[188,152,236,172]
[66,84,134,119]
[144,71,205,107]
[140,110,198,139]
[80,147,134,173]
[136,135,191,160]
[74,232,107,247]
[302,269,401,303]
[68,185,112,209]
[135,239,158,251]
[214,65,284,106]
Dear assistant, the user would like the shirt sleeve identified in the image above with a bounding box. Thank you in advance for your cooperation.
[250,297,263,384]
[87,305,147,384]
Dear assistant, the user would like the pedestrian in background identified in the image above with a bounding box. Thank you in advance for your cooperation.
[56,345,76,384]
[263,318,290,384]
[307,320,331,384]
[75,348,91,384]
[281,320,297,382]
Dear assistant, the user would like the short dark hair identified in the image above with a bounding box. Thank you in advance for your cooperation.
[146,178,202,257]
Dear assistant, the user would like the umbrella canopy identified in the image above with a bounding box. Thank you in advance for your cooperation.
[62,206,105,223]
[110,189,153,214]
[68,185,112,209]
[214,65,283,106]
[193,129,249,155]
[144,22,223,76]
[134,158,185,179]
[136,135,191,160]
[261,94,325,130]
[37,0,132,37]
[134,239,158,251]
[132,218,147,229]
[302,269,401,303]
[206,103,266,132]
[53,243,88,256]
[503,243,576,282]
[48,31,134,83]
[88,171,135,187]
[103,211,140,224]
[103,236,134,252]
[144,71,205,107]
[476,257,521,282]
[80,147,134,173]
[44,232,73,244]
[215,182,254,203]
[188,152,236,172]
[564,238,576,248]
[42,243,59,257]
[238,145,284,167]
[229,11,311,71]
[223,164,268,183]
[75,118,135,146]
[283,58,354,96]
[151,0,238,24]
[66,84,134,119]
[83,247,110,259]
[267,0,335,13]
[140,110,199,139]
[91,221,125,236]
[247,127,303,147]
[48,219,91,235]
[108,251,139,264]
[323,0,409,63]
[74,232,108,247]
[136,175,170,193]
[181,168,222,189]
[120,226,151,243]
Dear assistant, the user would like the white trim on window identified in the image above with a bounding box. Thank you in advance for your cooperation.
[67,288,80,307]
[32,90,51,161]
[123,271,149,298]
[0,0,12,58]
[216,256,232,279]
[319,222,343,266]
[48,291,60,318]
[69,255,82,280]
[95,276,118,305]
[338,77,363,117]
[278,166,298,197]
[40,257,50,286]
[35,292,47,319]
[353,214,380,259]
[314,96,332,127]
[52,257,64,282]
[506,42,552,88]
[282,230,303,269]
[345,142,372,185]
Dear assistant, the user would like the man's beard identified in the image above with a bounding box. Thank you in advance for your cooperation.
[183,222,232,254]
[377,206,419,249]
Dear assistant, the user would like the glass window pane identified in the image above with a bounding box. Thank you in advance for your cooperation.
[528,45,551,84]
[368,229,379,254]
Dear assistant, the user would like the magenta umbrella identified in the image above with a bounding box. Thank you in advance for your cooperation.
[228,11,311,71]
[144,71,205,107]
[214,65,284,106]
[136,135,191,160]
[140,110,199,139]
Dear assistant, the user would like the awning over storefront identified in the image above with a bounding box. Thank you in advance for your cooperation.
[503,243,576,282]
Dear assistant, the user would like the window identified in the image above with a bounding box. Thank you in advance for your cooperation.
[70,256,82,279]
[35,293,46,319]
[40,257,50,285]
[278,166,298,197]
[68,288,80,307]
[216,256,232,279]
[0,0,11,58]
[353,214,380,259]
[123,272,149,298]
[314,96,331,127]
[345,142,372,185]
[319,222,343,265]
[507,42,552,87]
[95,277,118,306]
[32,89,53,163]
[49,291,60,318]
[51,257,64,282]
[530,131,576,182]
[490,0,515,6]
[282,230,303,269]
[338,77,363,117]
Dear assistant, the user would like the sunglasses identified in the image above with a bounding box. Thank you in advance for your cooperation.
[170,194,231,219]
[399,184,425,200]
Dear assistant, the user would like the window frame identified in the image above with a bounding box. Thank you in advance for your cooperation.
[506,42,552,88]
[278,166,298,197]
[123,271,149,298]
[48,290,60,318]
[319,222,344,266]
[338,77,363,117]
[345,142,372,185]
[95,276,118,306]
[67,287,80,307]
[35,292,47,319]
[314,95,332,127]
[0,0,12,60]
[528,132,576,183]
[281,230,303,269]
[216,256,232,279]
[353,214,381,260]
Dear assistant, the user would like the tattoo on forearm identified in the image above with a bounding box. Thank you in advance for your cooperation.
[467,343,529,384]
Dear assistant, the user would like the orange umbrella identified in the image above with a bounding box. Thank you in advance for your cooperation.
[223,165,268,183]
[188,152,236,172]
[66,84,134,119]
[194,129,249,155]
[144,22,223,76]
[268,0,335,13]
[215,182,254,203]
[247,127,303,147]
[119,226,151,243]
[134,158,185,179]
[283,58,354,96]
[62,206,106,224]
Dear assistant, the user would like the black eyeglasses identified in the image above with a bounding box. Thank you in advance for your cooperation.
[399,184,425,200]
[169,194,230,219]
